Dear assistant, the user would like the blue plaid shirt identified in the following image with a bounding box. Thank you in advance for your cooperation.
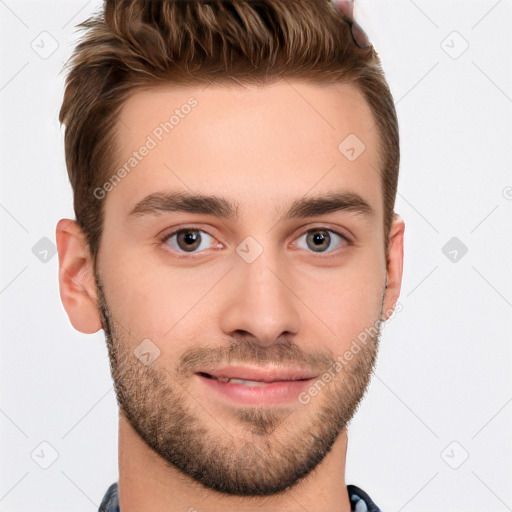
[98,481,383,511]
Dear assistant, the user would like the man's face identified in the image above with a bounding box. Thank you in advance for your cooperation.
[94,80,396,495]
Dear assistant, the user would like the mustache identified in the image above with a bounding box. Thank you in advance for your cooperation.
[175,337,334,378]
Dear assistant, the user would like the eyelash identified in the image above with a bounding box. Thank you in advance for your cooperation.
[159,225,352,259]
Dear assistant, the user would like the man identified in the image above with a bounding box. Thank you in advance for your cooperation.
[56,0,404,510]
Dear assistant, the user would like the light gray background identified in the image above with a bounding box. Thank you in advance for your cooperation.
[1,0,511,511]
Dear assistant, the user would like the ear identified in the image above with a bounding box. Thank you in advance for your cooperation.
[382,213,405,321]
[332,0,354,19]
[55,218,102,334]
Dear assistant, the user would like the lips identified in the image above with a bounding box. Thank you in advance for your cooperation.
[196,365,316,384]
[196,370,314,405]
[200,375,271,387]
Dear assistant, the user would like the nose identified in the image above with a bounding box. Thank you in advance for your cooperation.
[218,248,302,348]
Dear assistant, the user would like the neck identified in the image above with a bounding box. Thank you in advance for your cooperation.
[117,415,352,512]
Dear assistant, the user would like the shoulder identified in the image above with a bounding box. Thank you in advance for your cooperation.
[98,481,119,512]
[347,484,383,512]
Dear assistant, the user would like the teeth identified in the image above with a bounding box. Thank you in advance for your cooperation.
[217,377,268,387]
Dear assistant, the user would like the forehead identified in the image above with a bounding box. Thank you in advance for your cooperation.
[107,80,382,221]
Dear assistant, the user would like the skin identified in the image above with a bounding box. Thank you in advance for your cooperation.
[56,80,404,512]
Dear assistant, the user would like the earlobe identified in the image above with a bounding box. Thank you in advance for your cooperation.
[382,213,405,322]
[55,218,102,334]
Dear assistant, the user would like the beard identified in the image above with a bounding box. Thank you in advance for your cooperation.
[95,270,385,497]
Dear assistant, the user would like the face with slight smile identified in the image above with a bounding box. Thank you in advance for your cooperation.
[88,80,403,496]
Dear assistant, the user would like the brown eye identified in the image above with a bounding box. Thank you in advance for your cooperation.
[296,229,349,254]
[163,229,217,253]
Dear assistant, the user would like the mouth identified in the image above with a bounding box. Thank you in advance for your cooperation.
[197,372,312,387]
[194,366,316,405]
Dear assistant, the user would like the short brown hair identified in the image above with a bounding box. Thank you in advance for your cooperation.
[59,0,399,263]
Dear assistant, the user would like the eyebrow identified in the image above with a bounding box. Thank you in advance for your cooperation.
[127,191,374,222]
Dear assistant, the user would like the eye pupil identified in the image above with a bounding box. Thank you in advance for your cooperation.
[307,230,330,252]
[177,230,201,252]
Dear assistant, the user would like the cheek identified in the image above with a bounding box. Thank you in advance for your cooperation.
[98,238,219,357]
[300,254,385,352]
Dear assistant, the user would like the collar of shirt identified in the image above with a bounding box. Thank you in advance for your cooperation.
[98,482,383,512]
